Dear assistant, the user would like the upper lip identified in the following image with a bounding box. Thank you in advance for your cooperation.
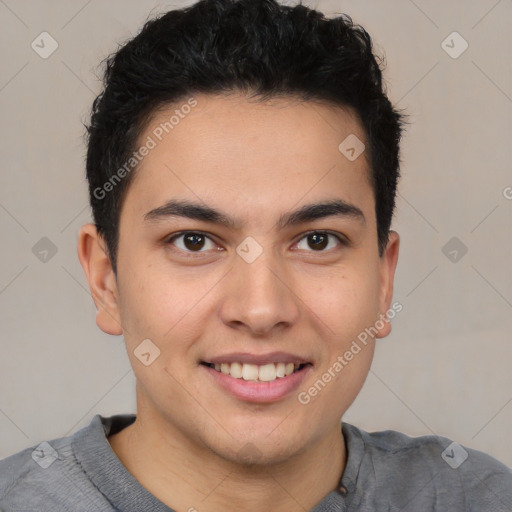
[202,351,312,366]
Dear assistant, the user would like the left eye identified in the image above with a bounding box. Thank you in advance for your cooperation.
[166,231,344,254]
[167,231,218,253]
[295,231,344,252]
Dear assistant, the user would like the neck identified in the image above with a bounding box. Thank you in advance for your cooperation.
[109,404,346,512]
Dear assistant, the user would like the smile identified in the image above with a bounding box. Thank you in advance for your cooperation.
[201,361,311,382]
[200,359,313,403]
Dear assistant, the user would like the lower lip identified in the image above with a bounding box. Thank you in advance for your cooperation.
[201,364,312,403]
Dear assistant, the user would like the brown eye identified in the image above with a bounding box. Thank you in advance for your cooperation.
[182,233,206,251]
[307,232,328,250]
[167,231,217,253]
[295,231,345,252]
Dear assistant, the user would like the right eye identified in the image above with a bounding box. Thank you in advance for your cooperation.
[165,231,223,256]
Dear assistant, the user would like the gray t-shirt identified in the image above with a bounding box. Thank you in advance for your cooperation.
[0,414,511,511]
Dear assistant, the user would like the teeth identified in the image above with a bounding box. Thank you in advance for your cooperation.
[259,363,276,381]
[230,362,243,379]
[208,361,305,381]
[242,364,259,381]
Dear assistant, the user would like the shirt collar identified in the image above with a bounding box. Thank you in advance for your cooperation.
[72,414,366,512]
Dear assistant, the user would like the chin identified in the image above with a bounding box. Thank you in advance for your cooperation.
[222,440,302,467]
[208,423,311,467]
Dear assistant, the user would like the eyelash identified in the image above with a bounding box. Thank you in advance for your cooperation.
[165,230,348,257]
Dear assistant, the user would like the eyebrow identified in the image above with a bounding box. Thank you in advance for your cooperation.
[143,198,366,230]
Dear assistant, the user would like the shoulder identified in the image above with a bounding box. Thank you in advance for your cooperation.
[0,416,112,511]
[342,423,512,510]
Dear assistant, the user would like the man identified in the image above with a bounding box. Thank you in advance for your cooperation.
[1,0,511,510]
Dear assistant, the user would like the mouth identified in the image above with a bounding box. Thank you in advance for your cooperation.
[200,361,312,382]
[198,350,314,403]
[199,356,313,403]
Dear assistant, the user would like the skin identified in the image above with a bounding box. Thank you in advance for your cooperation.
[78,91,399,512]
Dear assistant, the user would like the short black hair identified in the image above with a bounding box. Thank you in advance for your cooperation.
[85,0,405,274]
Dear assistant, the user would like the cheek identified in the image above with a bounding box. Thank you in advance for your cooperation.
[305,265,381,341]
[298,275,378,415]
[117,270,203,387]
[119,263,219,355]
[117,267,168,343]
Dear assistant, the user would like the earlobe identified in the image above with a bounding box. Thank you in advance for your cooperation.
[375,230,400,339]
[77,223,123,336]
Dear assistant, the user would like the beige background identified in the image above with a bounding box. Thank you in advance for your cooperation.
[1,0,511,468]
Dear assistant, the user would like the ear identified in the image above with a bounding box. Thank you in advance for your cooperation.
[77,223,123,336]
[375,230,400,339]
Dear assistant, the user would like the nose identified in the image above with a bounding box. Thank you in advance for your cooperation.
[219,246,300,336]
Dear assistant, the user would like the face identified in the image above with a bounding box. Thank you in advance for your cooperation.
[80,92,399,465]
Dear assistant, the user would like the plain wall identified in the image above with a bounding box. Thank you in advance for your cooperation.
[1,0,511,468]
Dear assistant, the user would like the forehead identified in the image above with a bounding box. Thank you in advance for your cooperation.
[122,92,374,224]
